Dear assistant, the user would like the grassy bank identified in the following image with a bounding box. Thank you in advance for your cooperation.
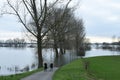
[86,56,120,80]
[53,59,88,80]
[53,56,120,80]
[0,68,43,80]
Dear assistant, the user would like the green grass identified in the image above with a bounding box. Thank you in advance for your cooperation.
[53,59,89,80]
[86,56,120,80]
[0,68,43,80]
[53,56,120,80]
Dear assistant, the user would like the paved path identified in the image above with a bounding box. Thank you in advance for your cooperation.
[21,68,58,80]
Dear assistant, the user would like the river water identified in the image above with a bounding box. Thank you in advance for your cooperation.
[85,48,120,58]
[0,47,120,76]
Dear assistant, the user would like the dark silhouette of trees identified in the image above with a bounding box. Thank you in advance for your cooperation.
[3,38,26,47]
[71,19,85,56]
[84,38,91,51]
[2,0,73,68]
[45,8,75,57]
[45,7,86,57]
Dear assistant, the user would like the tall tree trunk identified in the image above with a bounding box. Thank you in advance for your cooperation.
[37,35,43,68]
[54,43,59,58]
[75,35,79,55]
[60,46,64,55]
[54,39,59,58]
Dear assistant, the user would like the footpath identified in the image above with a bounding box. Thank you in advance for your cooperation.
[21,68,58,80]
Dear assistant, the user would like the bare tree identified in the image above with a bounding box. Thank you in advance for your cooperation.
[74,19,85,56]
[46,6,85,57]
[45,7,75,57]
[1,0,72,68]
[66,18,85,56]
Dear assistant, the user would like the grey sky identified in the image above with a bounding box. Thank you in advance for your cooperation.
[0,0,120,42]
[76,0,120,38]
[0,15,22,32]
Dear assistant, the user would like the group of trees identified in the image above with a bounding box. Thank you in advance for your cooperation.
[102,42,120,51]
[1,0,86,68]
[44,8,86,57]
[94,42,120,51]
[0,38,26,47]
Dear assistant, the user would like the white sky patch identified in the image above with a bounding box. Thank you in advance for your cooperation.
[0,31,36,42]
[0,31,23,40]
[107,16,119,22]
[87,36,113,43]
[111,3,120,9]
[87,36,119,43]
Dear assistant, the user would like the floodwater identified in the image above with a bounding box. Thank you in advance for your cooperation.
[0,47,120,76]
[0,47,37,75]
[85,48,120,58]
[0,47,55,76]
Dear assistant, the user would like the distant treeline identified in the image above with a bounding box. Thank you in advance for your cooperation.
[0,38,27,47]
[94,41,120,51]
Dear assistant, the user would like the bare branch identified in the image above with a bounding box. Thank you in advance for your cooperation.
[40,0,43,14]
[39,0,47,29]
[23,0,35,21]
[7,0,37,38]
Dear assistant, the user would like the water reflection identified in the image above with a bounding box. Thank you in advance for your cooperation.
[41,49,76,67]
[54,49,78,66]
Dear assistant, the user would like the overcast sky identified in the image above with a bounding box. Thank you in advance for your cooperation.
[0,0,120,42]
[75,0,120,42]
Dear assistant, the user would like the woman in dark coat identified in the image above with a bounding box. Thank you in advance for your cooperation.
[50,63,53,71]
[44,63,47,71]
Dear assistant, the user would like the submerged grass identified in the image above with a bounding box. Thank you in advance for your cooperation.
[53,56,120,80]
[0,68,43,80]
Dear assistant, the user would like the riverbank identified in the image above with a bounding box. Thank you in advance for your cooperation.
[53,58,88,80]
[53,56,120,80]
[0,68,43,80]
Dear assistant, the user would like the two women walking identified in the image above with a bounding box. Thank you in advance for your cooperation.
[44,63,53,71]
